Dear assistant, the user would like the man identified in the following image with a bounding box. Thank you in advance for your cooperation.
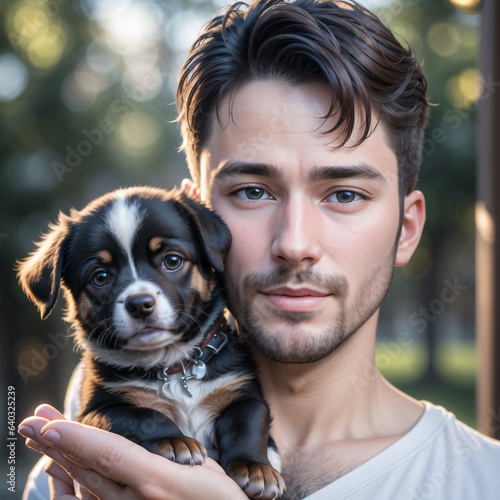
[19,1,500,499]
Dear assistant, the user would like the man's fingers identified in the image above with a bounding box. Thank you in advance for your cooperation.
[37,419,180,498]
[47,462,100,500]
[46,459,75,486]
[180,178,201,200]
[74,481,100,500]
[40,420,143,482]
[47,462,78,500]
[20,417,90,469]
[43,444,126,500]
[20,413,245,500]
[35,404,65,421]
[22,419,130,500]
[48,465,99,500]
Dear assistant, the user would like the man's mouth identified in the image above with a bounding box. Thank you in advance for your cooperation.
[259,286,331,312]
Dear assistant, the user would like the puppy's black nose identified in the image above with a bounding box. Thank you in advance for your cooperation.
[125,294,156,319]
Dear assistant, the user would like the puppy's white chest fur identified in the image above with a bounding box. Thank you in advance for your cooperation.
[103,371,253,453]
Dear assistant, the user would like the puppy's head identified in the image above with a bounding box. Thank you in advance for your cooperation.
[16,187,231,368]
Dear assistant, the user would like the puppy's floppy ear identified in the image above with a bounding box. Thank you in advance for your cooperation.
[16,212,73,319]
[175,193,231,273]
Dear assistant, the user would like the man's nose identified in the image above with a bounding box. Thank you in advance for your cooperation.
[270,198,322,266]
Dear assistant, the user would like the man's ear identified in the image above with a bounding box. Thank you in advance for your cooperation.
[395,190,426,267]
[180,179,201,202]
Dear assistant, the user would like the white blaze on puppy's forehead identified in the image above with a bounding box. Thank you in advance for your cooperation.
[105,193,143,279]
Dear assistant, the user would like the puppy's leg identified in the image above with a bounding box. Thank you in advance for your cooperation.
[81,406,207,465]
[215,393,285,500]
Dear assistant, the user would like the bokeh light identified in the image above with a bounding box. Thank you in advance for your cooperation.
[0,53,29,101]
[81,0,131,21]
[448,0,483,15]
[122,63,164,103]
[86,40,118,75]
[26,23,68,68]
[6,0,71,69]
[401,246,433,280]
[445,68,482,108]
[15,336,50,385]
[390,20,423,55]
[165,10,210,54]
[62,62,113,112]
[116,111,162,158]
[427,22,460,57]
[94,2,163,55]
[5,149,60,192]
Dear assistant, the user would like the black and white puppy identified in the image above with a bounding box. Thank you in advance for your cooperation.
[17,186,284,499]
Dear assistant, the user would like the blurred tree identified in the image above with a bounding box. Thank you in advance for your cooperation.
[377,0,478,384]
[0,0,219,482]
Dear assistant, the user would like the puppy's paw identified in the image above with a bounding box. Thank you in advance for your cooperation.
[226,462,285,499]
[143,436,207,465]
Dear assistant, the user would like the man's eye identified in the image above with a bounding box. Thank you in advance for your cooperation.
[236,186,271,201]
[329,190,362,204]
[163,254,184,272]
[91,270,109,287]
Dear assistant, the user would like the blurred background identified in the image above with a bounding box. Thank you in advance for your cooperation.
[0,0,485,496]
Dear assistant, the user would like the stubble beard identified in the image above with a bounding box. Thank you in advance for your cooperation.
[230,250,397,364]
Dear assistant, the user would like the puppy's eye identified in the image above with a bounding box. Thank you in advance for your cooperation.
[91,270,109,287]
[163,254,184,272]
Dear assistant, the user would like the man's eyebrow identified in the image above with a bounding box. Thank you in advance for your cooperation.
[308,163,387,183]
[212,161,284,183]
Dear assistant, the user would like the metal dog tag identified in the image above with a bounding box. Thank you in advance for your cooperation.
[157,369,171,397]
[191,361,207,380]
[161,382,170,397]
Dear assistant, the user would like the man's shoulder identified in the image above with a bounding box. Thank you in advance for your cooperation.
[302,402,500,500]
[396,402,500,499]
[423,401,500,442]
[416,401,500,476]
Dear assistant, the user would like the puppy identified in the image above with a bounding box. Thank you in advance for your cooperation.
[17,186,284,499]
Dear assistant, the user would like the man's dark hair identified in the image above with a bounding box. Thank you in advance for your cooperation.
[177,0,429,197]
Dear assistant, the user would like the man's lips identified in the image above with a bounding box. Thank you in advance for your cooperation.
[261,286,330,297]
[259,287,331,312]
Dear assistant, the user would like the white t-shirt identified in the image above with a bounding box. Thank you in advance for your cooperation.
[23,364,500,500]
[304,402,500,500]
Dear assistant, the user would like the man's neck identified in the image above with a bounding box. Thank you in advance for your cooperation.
[246,315,424,499]
[248,314,424,455]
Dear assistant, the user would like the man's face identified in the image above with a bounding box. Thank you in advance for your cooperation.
[199,80,402,364]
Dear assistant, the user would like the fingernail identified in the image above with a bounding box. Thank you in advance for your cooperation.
[41,429,61,445]
[18,425,34,439]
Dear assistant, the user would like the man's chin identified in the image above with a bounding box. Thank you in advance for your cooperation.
[246,326,344,364]
[269,310,315,324]
[253,342,336,364]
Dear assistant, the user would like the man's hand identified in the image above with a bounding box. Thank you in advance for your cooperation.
[180,179,201,201]
[19,405,247,500]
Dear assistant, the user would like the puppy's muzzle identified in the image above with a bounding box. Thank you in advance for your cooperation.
[125,293,156,319]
